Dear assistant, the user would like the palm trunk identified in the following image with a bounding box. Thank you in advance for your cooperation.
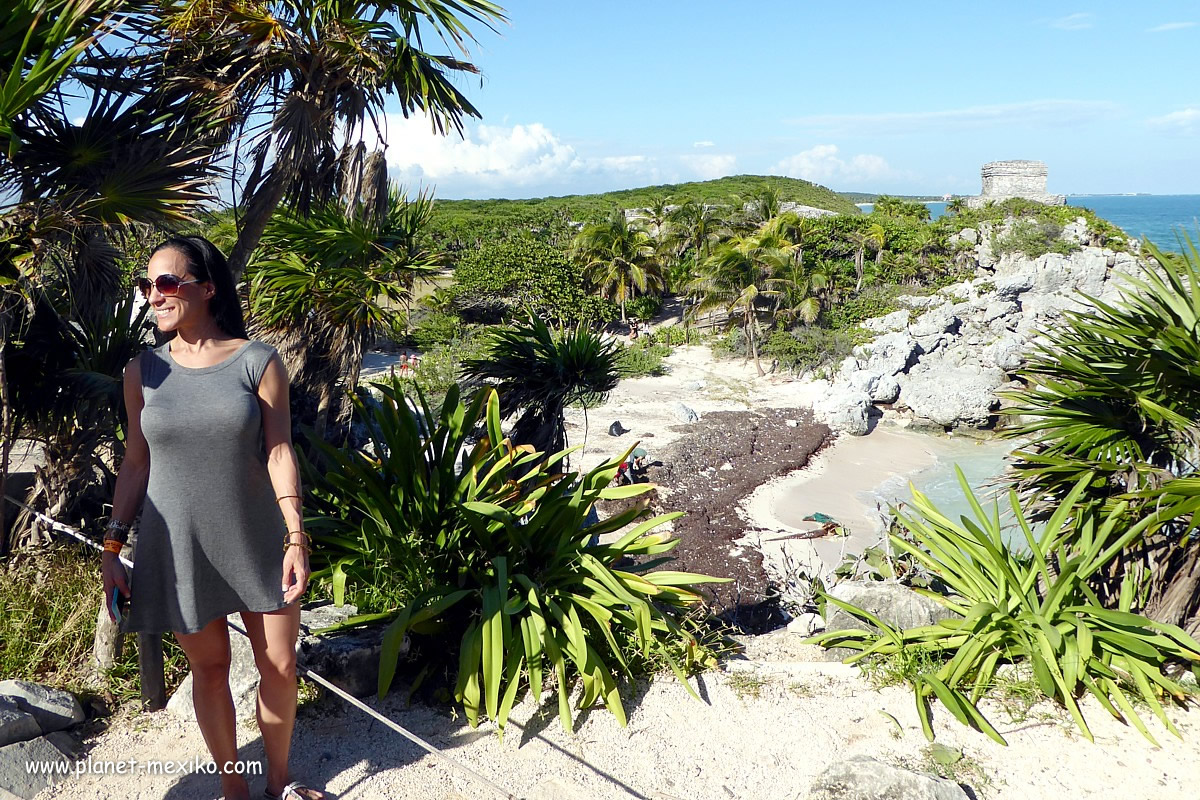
[747,317,765,377]
[228,170,289,281]
[854,248,865,293]
[0,313,12,558]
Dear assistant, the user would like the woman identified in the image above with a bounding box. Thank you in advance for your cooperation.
[101,236,324,800]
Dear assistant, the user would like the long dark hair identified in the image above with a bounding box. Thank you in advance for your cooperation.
[150,235,248,339]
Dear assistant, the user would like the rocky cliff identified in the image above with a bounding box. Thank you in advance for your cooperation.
[811,217,1142,434]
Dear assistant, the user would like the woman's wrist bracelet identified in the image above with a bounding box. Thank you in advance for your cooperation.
[276,494,302,504]
[105,519,131,544]
[102,539,124,554]
[284,541,312,553]
[285,530,309,542]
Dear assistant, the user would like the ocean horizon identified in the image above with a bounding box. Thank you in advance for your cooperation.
[858,194,1198,251]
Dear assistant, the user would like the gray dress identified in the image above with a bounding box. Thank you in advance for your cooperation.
[122,340,288,634]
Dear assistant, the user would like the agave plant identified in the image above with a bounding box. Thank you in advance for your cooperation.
[811,469,1200,746]
[304,382,728,732]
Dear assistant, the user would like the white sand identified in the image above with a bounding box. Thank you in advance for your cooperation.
[38,639,1200,800]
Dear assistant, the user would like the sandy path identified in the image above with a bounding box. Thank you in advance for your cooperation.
[38,635,1200,800]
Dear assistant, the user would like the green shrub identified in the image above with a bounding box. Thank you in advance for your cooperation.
[408,312,463,350]
[823,284,903,329]
[304,384,728,732]
[625,293,663,321]
[616,340,670,377]
[647,325,687,347]
[452,234,617,325]
[811,471,1200,747]
[992,219,1077,259]
[0,549,189,700]
[763,326,862,372]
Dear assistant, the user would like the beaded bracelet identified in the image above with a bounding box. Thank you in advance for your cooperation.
[283,541,312,553]
[105,519,131,544]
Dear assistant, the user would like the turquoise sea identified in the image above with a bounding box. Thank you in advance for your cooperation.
[913,195,1200,250]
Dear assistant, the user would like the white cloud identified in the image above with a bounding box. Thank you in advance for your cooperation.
[770,145,895,188]
[692,140,715,148]
[1051,12,1093,30]
[1147,21,1196,32]
[786,99,1119,135]
[680,153,736,180]
[1148,108,1200,135]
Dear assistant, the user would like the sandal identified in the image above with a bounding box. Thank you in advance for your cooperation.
[264,782,325,800]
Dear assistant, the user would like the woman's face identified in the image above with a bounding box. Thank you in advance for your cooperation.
[145,248,214,333]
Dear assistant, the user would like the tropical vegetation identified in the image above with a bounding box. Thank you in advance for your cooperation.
[303,382,728,731]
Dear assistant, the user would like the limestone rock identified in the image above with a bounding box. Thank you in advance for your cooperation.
[871,374,901,404]
[813,388,872,436]
[0,731,76,800]
[825,582,956,636]
[1061,217,1089,245]
[992,274,1034,302]
[858,332,920,377]
[787,612,825,636]
[0,681,84,736]
[909,307,959,339]
[671,402,699,423]
[899,364,1005,428]
[982,300,1018,323]
[861,309,910,333]
[0,703,40,748]
[958,227,979,245]
[982,334,1026,372]
[809,755,971,800]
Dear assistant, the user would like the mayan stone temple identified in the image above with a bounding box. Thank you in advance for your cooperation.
[964,160,1066,208]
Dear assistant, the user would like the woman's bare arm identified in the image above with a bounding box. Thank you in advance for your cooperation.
[257,354,308,603]
[102,355,150,604]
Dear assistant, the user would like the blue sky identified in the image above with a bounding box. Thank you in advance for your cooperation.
[374,1,1200,199]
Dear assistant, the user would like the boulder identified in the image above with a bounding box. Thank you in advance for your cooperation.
[861,309,910,333]
[992,274,1034,302]
[895,294,946,310]
[958,227,979,245]
[982,334,1026,372]
[0,681,84,736]
[787,612,825,636]
[671,402,699,424]
[809,756,972,800]
[857,332,920,377]
[825,582,957,635]
[845,370,879,397]
[908,307,959,339]
[0,732,76,800]
[0,703,41,748]
[298,609,405,699]
[899,364,1005,427]
[813,387,872,436]
[1061,217,1089,245]
[871,374,901,404]
[982,300,1018,323]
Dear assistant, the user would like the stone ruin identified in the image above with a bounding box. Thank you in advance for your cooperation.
[964,160,1065,208]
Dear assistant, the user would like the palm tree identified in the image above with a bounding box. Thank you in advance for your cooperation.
[1003,237,1200,634]
[462,315,620,458]
[690,228,791,376]
[572,210,664,323]
[251,185,444,439]
[641,194,673,238]
[860,222,887,291]
[946,197,968,215]
[156,0,507,279]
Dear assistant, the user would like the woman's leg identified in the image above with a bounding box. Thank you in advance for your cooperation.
[241,604,321,798]
[175,619,249,800]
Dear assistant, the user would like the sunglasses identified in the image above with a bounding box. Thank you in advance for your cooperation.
[137,274,201,298]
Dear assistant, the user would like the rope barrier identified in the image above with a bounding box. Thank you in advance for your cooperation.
[2,494,520,800]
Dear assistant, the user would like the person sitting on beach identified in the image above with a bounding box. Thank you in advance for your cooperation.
[102,236,324,800]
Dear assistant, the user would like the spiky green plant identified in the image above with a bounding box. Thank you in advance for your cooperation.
[305,383,729,733]
[1003,236,1200,631]
[811,469,1200,747]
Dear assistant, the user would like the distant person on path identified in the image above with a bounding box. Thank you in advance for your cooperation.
[629,319,640,341]
[101,236,324,800]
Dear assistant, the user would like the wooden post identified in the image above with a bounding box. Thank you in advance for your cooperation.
[137,633,166,710]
